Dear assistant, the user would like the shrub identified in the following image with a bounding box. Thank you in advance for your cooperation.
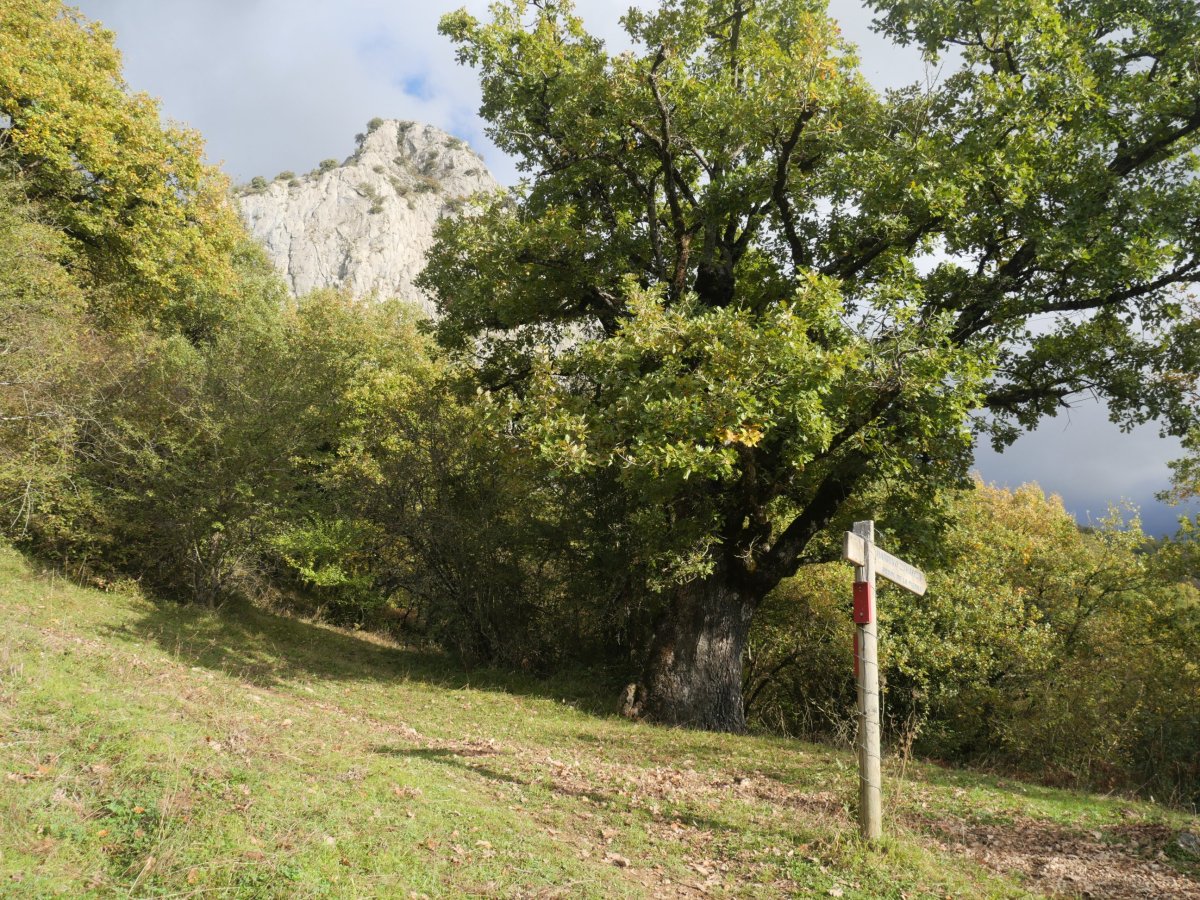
[418,152,440,176]
[413,175,441,194]
[358,183,385,214]
[745,482,1200,803]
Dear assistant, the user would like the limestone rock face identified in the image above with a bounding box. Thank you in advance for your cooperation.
[238,120,499,315]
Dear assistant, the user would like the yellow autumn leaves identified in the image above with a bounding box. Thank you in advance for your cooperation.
[718,424,765,447]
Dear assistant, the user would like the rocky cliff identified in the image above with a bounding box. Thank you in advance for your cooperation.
[238,120,499,315]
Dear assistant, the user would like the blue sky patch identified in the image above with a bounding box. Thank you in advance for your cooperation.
[401,73,434,101]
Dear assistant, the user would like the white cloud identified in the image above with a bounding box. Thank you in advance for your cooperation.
[76,1,913,185]
[79,0,506,180]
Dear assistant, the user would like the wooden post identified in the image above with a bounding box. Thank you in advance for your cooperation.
[853,519,882,841]
[843,522,925,843]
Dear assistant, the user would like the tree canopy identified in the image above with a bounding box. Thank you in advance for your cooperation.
[0,0,249,337]
[423,0,1200,730]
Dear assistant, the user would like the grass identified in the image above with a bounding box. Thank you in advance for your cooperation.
[0,544,1196,898]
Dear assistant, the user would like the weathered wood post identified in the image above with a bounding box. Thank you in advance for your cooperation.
[852,520,882,841]
[843,520,926,842]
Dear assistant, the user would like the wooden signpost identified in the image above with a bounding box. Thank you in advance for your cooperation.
[841,520,926,841]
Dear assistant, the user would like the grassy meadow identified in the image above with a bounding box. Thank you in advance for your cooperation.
[0,544,1197,898]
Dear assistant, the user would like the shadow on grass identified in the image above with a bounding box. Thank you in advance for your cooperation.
[372,745,532,788]
[369,743,843,845]
[103,595,622,714]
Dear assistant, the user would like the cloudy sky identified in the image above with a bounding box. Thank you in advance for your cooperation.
[73,0,1195,535]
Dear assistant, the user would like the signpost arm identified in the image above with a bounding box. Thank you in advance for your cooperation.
[853,520,883,841]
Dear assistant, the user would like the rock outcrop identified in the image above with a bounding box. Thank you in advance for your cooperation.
[238,120,499,315]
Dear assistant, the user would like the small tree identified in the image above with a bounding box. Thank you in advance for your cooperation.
[425,0,1200,730]
[0,0,246,337]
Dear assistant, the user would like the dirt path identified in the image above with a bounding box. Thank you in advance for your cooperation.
[922,815,1200,898]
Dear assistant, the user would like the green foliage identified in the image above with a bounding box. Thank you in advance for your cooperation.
[0,0,249,338]
[367,116,385,132]
[318,158,338,173]
[261,294,441,622]
[1162,429,1200,517]
[413,174,441,194]
[748,482,1200,802]
[425,0,1200,727]
[0,174,93,550]
[294,322,598,664]
[517,278,984,594]
[71,293,449,610]
[0,0,300,603]
[1156,432,1200,583]
[79,326,289,604]
[359,182,385,214]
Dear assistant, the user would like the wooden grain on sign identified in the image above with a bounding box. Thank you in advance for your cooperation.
[842,531,927,596]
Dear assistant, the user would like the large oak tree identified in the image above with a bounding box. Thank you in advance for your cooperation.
[422,0,1200,731]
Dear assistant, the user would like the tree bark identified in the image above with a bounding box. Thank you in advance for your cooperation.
[627,562,757,732]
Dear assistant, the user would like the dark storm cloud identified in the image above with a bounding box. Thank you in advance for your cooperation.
[975,403,1191,537]
[70,0,1191,534]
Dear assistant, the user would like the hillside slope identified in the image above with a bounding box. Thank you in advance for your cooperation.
[0,545,1197,898]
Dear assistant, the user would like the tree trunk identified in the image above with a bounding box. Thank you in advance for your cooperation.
[627,564,757,732]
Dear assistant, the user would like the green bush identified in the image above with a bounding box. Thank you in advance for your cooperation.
[746,482,1200,803]
[0,175,95,559]
[358,182,385,214]
[413,175,441,194]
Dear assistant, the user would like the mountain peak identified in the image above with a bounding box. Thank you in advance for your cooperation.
[238,119,499,314]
